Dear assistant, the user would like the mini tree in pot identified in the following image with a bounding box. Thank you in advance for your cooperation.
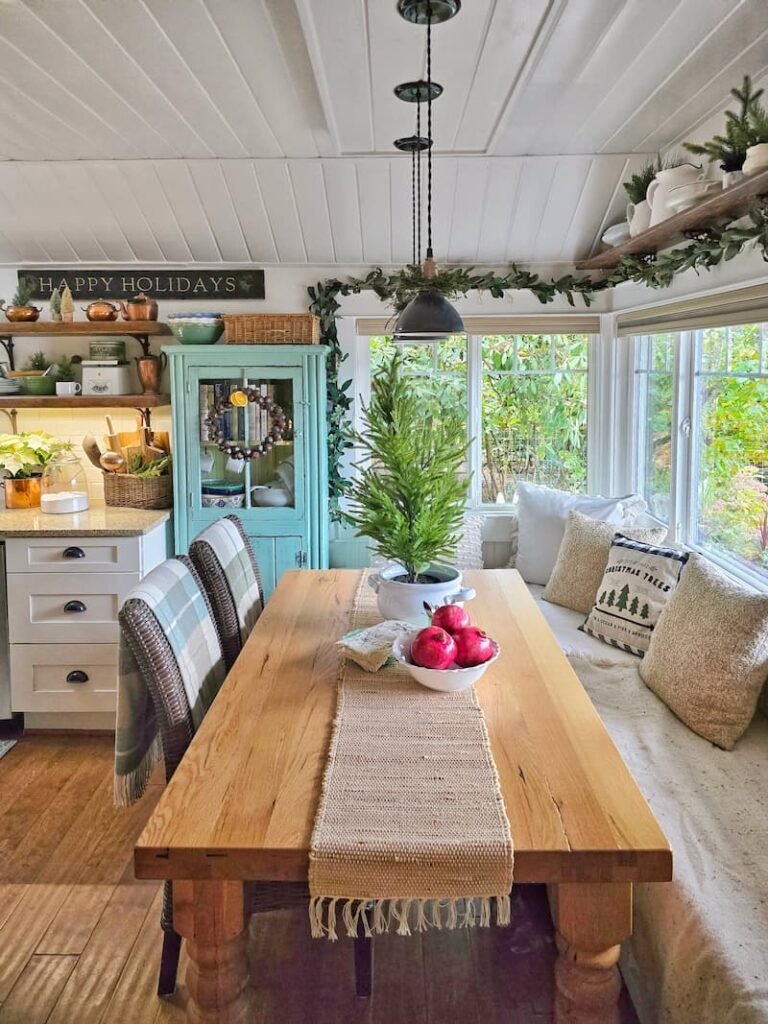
[346,353,475,623]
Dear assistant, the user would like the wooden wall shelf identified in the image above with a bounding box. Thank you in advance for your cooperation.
[576,168,768,270]
[0,321,171,369]
[0,392,170,432]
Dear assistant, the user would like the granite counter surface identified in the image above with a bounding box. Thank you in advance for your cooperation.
[0,502,171,537]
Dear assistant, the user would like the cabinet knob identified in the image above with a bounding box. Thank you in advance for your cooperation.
[66,670,89,684]
[64,600,87,613]
[63,546,85,559]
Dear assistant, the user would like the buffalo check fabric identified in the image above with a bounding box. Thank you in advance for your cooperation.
[114,558,226,806]
[192,516,263,643]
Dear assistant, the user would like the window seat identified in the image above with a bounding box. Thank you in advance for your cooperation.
[528,584,768,1024]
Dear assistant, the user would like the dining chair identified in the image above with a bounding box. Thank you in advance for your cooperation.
[188,514,264,671]
[119,555,373,998]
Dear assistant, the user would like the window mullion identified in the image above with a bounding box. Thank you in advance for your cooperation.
[467,333,482,508]
[671,330,696,546]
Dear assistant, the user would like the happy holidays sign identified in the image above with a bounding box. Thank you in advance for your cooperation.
[18,269,265,301]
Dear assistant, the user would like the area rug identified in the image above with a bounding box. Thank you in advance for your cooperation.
[309,572,513,940]
[0,739,17,761]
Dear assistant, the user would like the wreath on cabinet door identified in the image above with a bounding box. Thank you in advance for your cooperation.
[205,386,288,460]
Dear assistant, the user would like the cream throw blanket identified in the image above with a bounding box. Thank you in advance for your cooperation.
[309,574,514,940]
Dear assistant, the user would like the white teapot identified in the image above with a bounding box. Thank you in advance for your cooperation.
[647,164,704,226]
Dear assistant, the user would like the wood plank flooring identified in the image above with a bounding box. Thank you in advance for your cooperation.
[0,734,640,1024]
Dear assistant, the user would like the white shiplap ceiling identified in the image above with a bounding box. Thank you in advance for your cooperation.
[0,0,765,266]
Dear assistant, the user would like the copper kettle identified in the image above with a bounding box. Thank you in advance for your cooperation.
[83,300,119,322]
[117,293,159,322]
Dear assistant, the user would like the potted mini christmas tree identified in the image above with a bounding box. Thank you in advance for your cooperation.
[346,353,474,623]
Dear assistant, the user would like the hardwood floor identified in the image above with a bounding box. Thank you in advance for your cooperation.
[0,734,640,1024]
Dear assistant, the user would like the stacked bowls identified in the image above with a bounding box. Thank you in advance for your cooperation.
[168,313,224,345]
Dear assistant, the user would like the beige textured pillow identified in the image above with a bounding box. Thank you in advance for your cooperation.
[543,511,668,614]
[640,554,768,750]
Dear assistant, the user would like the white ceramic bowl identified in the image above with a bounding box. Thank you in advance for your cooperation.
[392,632,500,692]
[601,222,631,247]
[251,484,291,507]
[201,493,245,509]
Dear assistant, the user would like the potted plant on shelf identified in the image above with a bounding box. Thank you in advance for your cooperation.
[744,88,768,176]
[54,355,79,396]
[684,76,762,187]
[0,432,73,509]
[345,353,475,623]
[3,279,41,323]
[624,160,658,236]
[19,351,55,396]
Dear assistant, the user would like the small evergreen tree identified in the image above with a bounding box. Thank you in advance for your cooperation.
[629,595,639,616]
[598,590,607,605]
[684,76,764,170]
[640,602,650,620]
[11,278,34,308]
[49,287,62,322]
[606,589,616,607]
[616,584,630,611]
[345,353,470,583]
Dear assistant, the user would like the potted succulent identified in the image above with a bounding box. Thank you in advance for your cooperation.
[4,279,41,323]
[0,432,73,508]
[346,354,475,623]
[684,76,761,187]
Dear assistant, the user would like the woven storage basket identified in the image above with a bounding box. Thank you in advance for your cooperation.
[103,472,173,510]
[222,313,320,345]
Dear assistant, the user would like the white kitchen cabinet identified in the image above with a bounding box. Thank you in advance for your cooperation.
[7,521,168,718]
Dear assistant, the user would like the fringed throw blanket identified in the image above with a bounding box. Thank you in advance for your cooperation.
[309,573,514,940]
[114,559,226,807]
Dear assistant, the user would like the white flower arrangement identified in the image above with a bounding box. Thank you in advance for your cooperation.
[0,432,73,479]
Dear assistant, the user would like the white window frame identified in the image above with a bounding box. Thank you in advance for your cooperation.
[632,328,768,591]
[366,332,597,511]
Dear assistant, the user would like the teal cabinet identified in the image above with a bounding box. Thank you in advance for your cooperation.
[167,345,329,597]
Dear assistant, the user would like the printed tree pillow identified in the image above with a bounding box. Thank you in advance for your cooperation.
[581,535,689,656]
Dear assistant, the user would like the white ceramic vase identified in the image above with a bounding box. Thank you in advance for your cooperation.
[722,169,745,189]
[647,164,704,226]
[367,563,476,624]
[743,144,768,177]
[627,199,651,237]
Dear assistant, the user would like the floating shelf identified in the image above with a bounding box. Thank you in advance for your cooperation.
[576,168,768,270]
[0,394,170,409]
[0,320,171,369]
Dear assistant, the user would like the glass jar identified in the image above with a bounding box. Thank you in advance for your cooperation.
[41,453,90,514]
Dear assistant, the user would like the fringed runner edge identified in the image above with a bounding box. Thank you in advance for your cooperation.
[309,895,512,941]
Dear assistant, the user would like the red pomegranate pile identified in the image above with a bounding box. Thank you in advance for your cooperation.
[410,604,497,670]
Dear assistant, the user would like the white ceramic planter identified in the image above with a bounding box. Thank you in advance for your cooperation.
[368,563,476,624]
[722,169,745,189]
[743,144,768,177]
[627,199,651,237]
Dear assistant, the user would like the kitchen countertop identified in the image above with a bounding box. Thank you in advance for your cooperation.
[0,502,172,537]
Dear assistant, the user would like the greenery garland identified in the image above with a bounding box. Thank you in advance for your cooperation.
[310,199,768,519]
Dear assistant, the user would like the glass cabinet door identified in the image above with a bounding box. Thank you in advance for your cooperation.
[189,368,303,519]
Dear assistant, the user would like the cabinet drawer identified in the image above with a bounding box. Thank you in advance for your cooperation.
[10,644,117,713]
[8,573,139,644]
[6,536,141,574]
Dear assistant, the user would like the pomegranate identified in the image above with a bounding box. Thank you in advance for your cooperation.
[411,626,458,670]
[452,627,496,668]
[431,603,471,635]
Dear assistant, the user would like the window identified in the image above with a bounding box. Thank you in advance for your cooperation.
[369,332,592,506]
[634,324,768,584]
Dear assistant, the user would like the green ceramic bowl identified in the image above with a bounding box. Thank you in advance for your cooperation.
[22,376,56,396]
[169,320,224,345]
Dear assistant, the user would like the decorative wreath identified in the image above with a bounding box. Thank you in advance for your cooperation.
[205,386,288,460]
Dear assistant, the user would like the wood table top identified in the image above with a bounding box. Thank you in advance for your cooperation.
[134,569,672,885]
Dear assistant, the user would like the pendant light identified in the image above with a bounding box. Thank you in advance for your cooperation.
[393,0,464,343]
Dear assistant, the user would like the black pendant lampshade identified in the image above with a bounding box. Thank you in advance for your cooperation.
[397,0,461,25]
[394,290,465,342]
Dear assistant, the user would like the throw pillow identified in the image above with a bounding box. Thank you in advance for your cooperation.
[640,554,768,750]
[581,535,689,655]
[515,482,647,586]
[543,511,668,614]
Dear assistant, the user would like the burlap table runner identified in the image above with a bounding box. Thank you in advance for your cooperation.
[309,572,514,940]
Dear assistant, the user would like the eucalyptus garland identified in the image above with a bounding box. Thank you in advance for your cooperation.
[310,199,768,518]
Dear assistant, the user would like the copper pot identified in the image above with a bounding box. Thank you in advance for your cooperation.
[4,477,41,508]
[83,300,119,322]
[4,305,41,323]
[135,352,167,394]
[118,294,159,322]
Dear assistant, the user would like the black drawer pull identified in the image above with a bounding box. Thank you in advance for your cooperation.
[63,546,86,559]
[64,600,87,613]
[66,670,89,684]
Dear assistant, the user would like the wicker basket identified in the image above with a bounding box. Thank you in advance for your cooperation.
[222,313,320,345]
[103,472,173,510]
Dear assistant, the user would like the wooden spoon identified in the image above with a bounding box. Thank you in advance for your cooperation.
[100,451,126,474]
[105,415,122,456]
[82,434,103,470]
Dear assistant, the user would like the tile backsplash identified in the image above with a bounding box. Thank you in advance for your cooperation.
[9,407,173,494]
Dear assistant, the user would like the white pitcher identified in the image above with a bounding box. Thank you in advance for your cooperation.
[626,199,651,237]
[647,164,704,226]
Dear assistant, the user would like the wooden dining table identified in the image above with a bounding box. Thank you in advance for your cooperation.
[135,568,672,1024]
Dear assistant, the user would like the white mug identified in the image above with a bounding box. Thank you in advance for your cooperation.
[55,381,81,396]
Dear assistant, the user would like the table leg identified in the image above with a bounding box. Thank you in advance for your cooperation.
[173,879,254,1024]
[548,882,633,1024]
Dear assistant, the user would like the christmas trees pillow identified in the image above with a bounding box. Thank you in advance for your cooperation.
[581,536,689,656]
